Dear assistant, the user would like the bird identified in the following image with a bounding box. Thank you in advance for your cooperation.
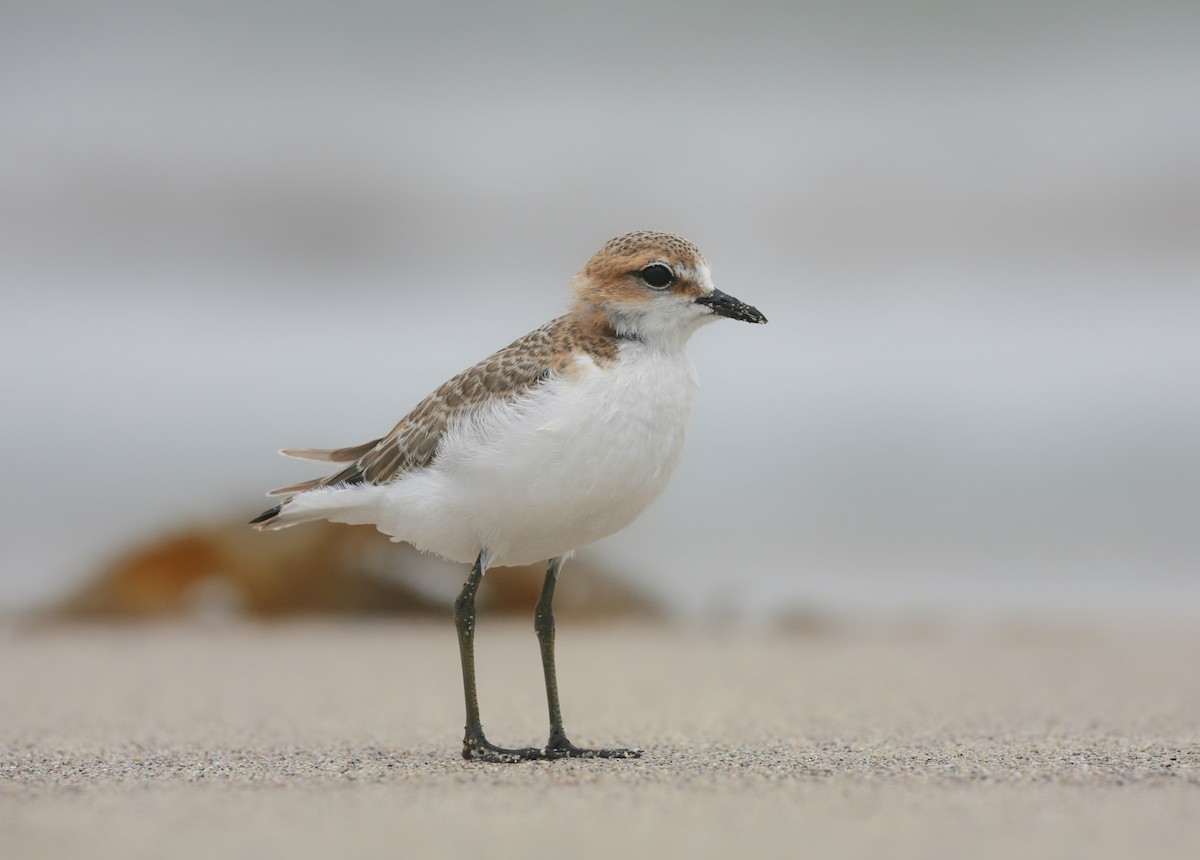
[250,230,767,762]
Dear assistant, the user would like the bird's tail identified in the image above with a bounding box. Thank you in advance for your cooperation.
[248,504,284,528]
[249,484,384,532]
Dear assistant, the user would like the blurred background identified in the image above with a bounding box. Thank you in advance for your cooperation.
[1,0,1196,625]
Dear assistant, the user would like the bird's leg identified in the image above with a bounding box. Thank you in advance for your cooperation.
[535,556,643,760]
[456,552,543,763]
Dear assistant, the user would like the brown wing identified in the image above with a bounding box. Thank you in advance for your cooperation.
[280,438,384,464]
[269,315,591,497]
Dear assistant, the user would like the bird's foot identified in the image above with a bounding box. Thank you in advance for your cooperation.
[462,733,544,763]
[543,736,644,760]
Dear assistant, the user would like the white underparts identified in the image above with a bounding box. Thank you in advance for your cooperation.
[269,342,699,567]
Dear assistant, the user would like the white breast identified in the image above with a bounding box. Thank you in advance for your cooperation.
[376,342,699,566]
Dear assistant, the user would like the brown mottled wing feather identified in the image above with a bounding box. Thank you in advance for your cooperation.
[280,438,384,464]
[270,315,612,497]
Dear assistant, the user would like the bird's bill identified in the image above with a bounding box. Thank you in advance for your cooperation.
[695,289,767,324]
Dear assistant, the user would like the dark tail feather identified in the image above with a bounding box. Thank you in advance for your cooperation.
[249,504,283,526]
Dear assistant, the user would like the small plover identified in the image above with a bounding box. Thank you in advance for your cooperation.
[251,230,766,762]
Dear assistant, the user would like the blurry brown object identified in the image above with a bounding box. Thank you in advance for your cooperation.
[53,519,661,622]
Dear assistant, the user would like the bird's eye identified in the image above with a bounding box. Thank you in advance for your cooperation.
[639,264,674,289]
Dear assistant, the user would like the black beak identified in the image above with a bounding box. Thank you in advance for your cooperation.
[695,289,767,324]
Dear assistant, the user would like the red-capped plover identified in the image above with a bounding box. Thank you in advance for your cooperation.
[251,230,767,762]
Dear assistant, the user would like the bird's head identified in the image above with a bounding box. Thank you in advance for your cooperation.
[572,230,766,350]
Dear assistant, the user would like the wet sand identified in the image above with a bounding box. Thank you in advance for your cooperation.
[3,620,1199,859]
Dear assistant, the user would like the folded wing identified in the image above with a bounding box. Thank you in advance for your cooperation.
[266,316,576,499]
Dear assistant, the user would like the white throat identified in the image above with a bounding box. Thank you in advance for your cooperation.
[604,302,717,353]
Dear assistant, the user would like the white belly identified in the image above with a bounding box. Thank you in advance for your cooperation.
[377,342,698,566]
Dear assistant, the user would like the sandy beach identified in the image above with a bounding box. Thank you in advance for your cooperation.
[3,620,1198,859]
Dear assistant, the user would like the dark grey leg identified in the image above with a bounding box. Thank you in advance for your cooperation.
[456,551,542,762]
[535,556,643,759]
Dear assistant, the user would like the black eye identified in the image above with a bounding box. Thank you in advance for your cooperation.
[639,264,674,289]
